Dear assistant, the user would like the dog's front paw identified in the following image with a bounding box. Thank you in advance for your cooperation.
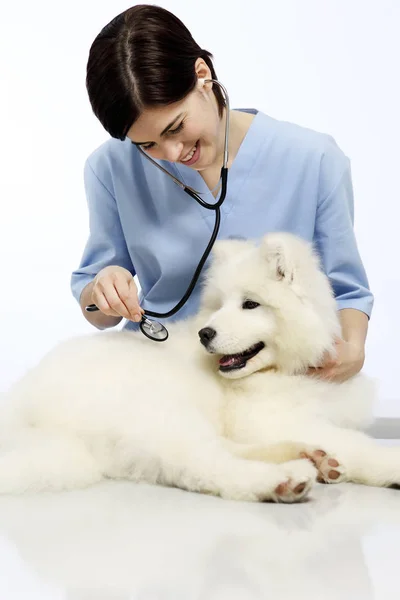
[300,449,346,484]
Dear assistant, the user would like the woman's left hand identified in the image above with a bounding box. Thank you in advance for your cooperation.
[306,338,365,383]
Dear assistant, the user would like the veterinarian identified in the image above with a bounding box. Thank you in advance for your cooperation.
[71,4,373,383]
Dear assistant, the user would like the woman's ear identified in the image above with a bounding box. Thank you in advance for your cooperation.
[194,58,213,90]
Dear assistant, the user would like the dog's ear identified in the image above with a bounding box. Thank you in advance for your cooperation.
[259,233,297,282]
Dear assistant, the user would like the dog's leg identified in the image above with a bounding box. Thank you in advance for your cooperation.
[223,439,344,484]
[330,429,400,488]
[161,446,318,504]
[0,429,102,494]
[111,433,317,503]
[281,423,400,488]
[223,439,319,463]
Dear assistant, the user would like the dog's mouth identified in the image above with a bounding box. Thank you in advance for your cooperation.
[218,342,265,372]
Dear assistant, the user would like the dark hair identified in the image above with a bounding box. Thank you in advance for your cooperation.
[86,4,225,140]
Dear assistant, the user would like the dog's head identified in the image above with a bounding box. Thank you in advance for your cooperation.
[197,233,341,379]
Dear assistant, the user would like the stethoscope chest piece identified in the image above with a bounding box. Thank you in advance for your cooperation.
[140,316,169,341]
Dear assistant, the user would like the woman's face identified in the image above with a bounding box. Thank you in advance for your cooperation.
[126,80,226,172]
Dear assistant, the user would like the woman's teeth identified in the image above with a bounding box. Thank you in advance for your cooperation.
[181,143,197,162]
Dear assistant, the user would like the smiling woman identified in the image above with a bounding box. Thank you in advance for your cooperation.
[71,3,374,383]
[86,5,225,140]
[127,85,224,168]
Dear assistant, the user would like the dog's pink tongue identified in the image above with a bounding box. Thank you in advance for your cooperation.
[219,356,238,367]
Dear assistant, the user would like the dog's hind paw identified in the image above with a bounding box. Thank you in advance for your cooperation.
[271,459,317,503]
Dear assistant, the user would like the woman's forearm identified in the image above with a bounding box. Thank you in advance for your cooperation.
[339,308,369,350]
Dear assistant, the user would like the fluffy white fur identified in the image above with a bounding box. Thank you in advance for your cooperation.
[1,233,399,503]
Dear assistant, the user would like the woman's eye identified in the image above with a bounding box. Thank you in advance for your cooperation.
[169,121,184,135]
[242,300,260,309]
[139,120,184,151]
[141,142,155,151]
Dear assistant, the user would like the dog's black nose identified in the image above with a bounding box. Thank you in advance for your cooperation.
[198,327,216,347]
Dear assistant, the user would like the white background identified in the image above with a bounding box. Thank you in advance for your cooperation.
[1,0,399,417]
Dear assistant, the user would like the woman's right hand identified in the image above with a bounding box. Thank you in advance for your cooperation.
[92,266,144,322]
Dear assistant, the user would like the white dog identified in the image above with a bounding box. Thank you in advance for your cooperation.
[1,233,399,503]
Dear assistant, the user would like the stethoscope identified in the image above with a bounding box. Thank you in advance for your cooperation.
[86,79,230,342]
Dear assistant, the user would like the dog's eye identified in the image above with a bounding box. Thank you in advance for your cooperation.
[242,300,260,309]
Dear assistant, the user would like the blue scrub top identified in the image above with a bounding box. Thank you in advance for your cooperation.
[71,109,374,330]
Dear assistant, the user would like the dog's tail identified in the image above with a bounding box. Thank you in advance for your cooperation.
[0,428,102,494]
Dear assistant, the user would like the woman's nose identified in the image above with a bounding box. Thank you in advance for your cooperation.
[159,139,184,162]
